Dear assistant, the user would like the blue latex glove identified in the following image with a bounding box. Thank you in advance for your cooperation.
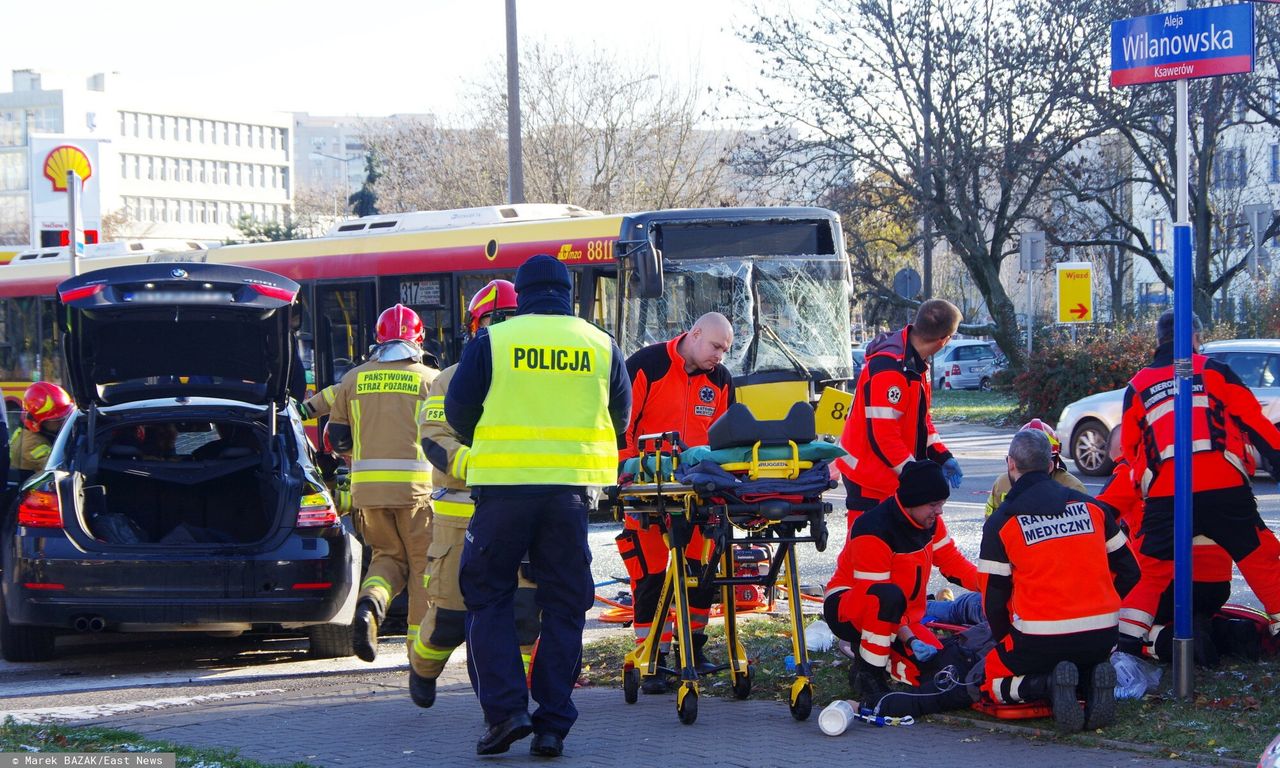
[909,638,938,662]
[941,458,963,489]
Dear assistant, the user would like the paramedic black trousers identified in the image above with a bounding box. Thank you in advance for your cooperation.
[461,487,594,739]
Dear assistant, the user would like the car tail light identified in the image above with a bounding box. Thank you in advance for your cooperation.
[17,486,62,528]
[950,364,961,375]
[297,489,339,528]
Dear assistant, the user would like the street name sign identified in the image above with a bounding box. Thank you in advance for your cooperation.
[1056,262,1093,323]
[1111,4,1255,87]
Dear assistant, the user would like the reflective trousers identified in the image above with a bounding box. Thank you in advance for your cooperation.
[358,501,432,659]
[461,488,594,738]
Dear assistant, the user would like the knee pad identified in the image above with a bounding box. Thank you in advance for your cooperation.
[868,582,907,623]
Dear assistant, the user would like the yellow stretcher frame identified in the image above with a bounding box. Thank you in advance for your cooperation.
[601,431,831,725]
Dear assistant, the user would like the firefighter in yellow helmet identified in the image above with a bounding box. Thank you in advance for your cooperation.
[408,279,541,709]
[326,304,437,663]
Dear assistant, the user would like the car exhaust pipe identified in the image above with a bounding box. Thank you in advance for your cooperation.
[73,616,90,632]
[87,616,105,632]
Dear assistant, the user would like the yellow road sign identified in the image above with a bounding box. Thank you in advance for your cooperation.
[1056,262,1093,323]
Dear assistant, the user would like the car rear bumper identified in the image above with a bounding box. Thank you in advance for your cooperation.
[4,530,357,630]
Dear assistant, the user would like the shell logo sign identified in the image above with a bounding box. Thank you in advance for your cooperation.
[43,145,92,191]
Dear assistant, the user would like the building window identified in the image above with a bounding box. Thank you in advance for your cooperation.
[1151,218,1167,252]
[220,122,229,145]
[1213,147,1246,189]
[181,158,192,182]
[1271,144,1279,183]
[120,154,127,178]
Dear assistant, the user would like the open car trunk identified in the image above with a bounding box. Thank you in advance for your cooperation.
[78,416,285,547]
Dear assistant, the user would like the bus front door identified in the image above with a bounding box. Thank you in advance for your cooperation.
[315,282,376,390]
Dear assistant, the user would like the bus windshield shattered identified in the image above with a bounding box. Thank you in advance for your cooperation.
[622,255,853,384]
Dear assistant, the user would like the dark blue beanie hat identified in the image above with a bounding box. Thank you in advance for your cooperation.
[515,254,572,295]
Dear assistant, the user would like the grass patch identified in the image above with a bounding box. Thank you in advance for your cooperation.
[581,616,1280,762]
[0,719,311,768]
[931,390,1019,426]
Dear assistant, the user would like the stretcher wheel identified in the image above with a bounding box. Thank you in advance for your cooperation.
[623,667,640,704]
[731,664,753,700]
[789,684,813,721]
[677,685,699,725]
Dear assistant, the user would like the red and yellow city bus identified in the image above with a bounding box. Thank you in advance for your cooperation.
[0,204,854,427]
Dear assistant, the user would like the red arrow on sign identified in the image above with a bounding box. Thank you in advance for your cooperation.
[1070,303,1089,319]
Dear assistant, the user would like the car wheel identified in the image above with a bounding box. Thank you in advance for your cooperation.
[307,623,354,659]
[0,606,56,662]
[979,377,992,392]
[1071,420,1114,477]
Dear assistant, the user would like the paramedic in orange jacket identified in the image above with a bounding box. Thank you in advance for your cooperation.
[980,429,1139,734]
[838,299,963,531]
[823,460,979,704]
[1096,427,1232,666]
[614,312,734,692]
[1117,311,1280,653]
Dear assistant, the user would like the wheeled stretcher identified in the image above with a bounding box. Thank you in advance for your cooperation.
[600,403,838,724]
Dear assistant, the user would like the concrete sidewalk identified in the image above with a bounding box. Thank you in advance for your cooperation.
[96,664,1189,768]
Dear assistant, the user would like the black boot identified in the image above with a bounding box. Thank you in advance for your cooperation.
[352,598,382,663]
[1212,616,1262,662]
[1049,661,1084,734]
[692,633,717,674]
[852,657,891,704]
[1193,614,1221,668]
[409,668,437,709]
[642,651,670,694]
[1083,662,1116,730]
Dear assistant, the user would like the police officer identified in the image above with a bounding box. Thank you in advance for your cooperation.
[823,460,979,703]
[980,430,1139,734]
[408,280,540,709]
[838,299,964,531]
[327,304,437,663]
[10,383,73,486]
[615,312,735,691]
[447,255,631,757]
[1117,310,1280,652]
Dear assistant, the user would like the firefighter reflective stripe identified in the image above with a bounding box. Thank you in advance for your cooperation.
[991,675,1025,704]
[473,425,617,443]
[450,446,470,480]
[434,498,475,519]
[1105,532,1128,552]
[351,458,431,484]
[351,400,363,462]
[30,443,50,460]
[853,570,891,581]
[860,630,892,665]
[1012,611,1118,635]
[413,634,455,660]
[423,394,444,424]
[1156,440,1215,460]
[865,407,901,419]
[362,574,393,602]
[978,558,1012,576]
[1146,395,1210,424]
[824,584,851,600]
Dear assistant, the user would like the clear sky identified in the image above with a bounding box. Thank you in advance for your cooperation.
[0,0,774,119]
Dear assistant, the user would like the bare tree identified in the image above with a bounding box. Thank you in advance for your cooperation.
[365,43,743,214]
[735,0,1115,371]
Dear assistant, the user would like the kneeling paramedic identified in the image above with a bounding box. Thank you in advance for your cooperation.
[328,304,437,663]
[447,254,631,757]
[408,280,541,709]
[980,429,1139,734]
[823,460,980,705]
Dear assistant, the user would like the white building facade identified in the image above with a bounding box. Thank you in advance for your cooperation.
[0,69,292,245]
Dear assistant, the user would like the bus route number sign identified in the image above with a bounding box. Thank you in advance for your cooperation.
[400,279,443,307]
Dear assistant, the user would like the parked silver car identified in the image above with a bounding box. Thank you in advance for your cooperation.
[935,339,1001,390]
[1057,339,1280,476]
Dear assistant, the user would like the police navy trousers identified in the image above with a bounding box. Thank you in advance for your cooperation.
[461,487,594,738]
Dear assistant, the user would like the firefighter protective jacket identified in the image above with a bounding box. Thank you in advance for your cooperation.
[420,364,474,527]
[301,384,337,420]
[979,471,1139,642]
[824,495,980,628]
[620,333,735,460]
[9,428,51,473]
[984,467,1085,517]
[838,326,952,501]
[329,357,436,509]
[1122,343,1280,499]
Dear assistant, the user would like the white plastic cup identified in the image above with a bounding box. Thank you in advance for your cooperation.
[819,699,858,737]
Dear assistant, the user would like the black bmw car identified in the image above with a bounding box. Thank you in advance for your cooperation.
[0,263,358,662]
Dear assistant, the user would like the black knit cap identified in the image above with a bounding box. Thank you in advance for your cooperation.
[515,254,572,295]
[896,460,950,508]
[1155,309,1203,345]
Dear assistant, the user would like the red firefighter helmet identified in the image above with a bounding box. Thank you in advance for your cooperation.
[467,279,518,334]
[1021,418,1062,455]
[22,382,74,432]
[375,303,424,345]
